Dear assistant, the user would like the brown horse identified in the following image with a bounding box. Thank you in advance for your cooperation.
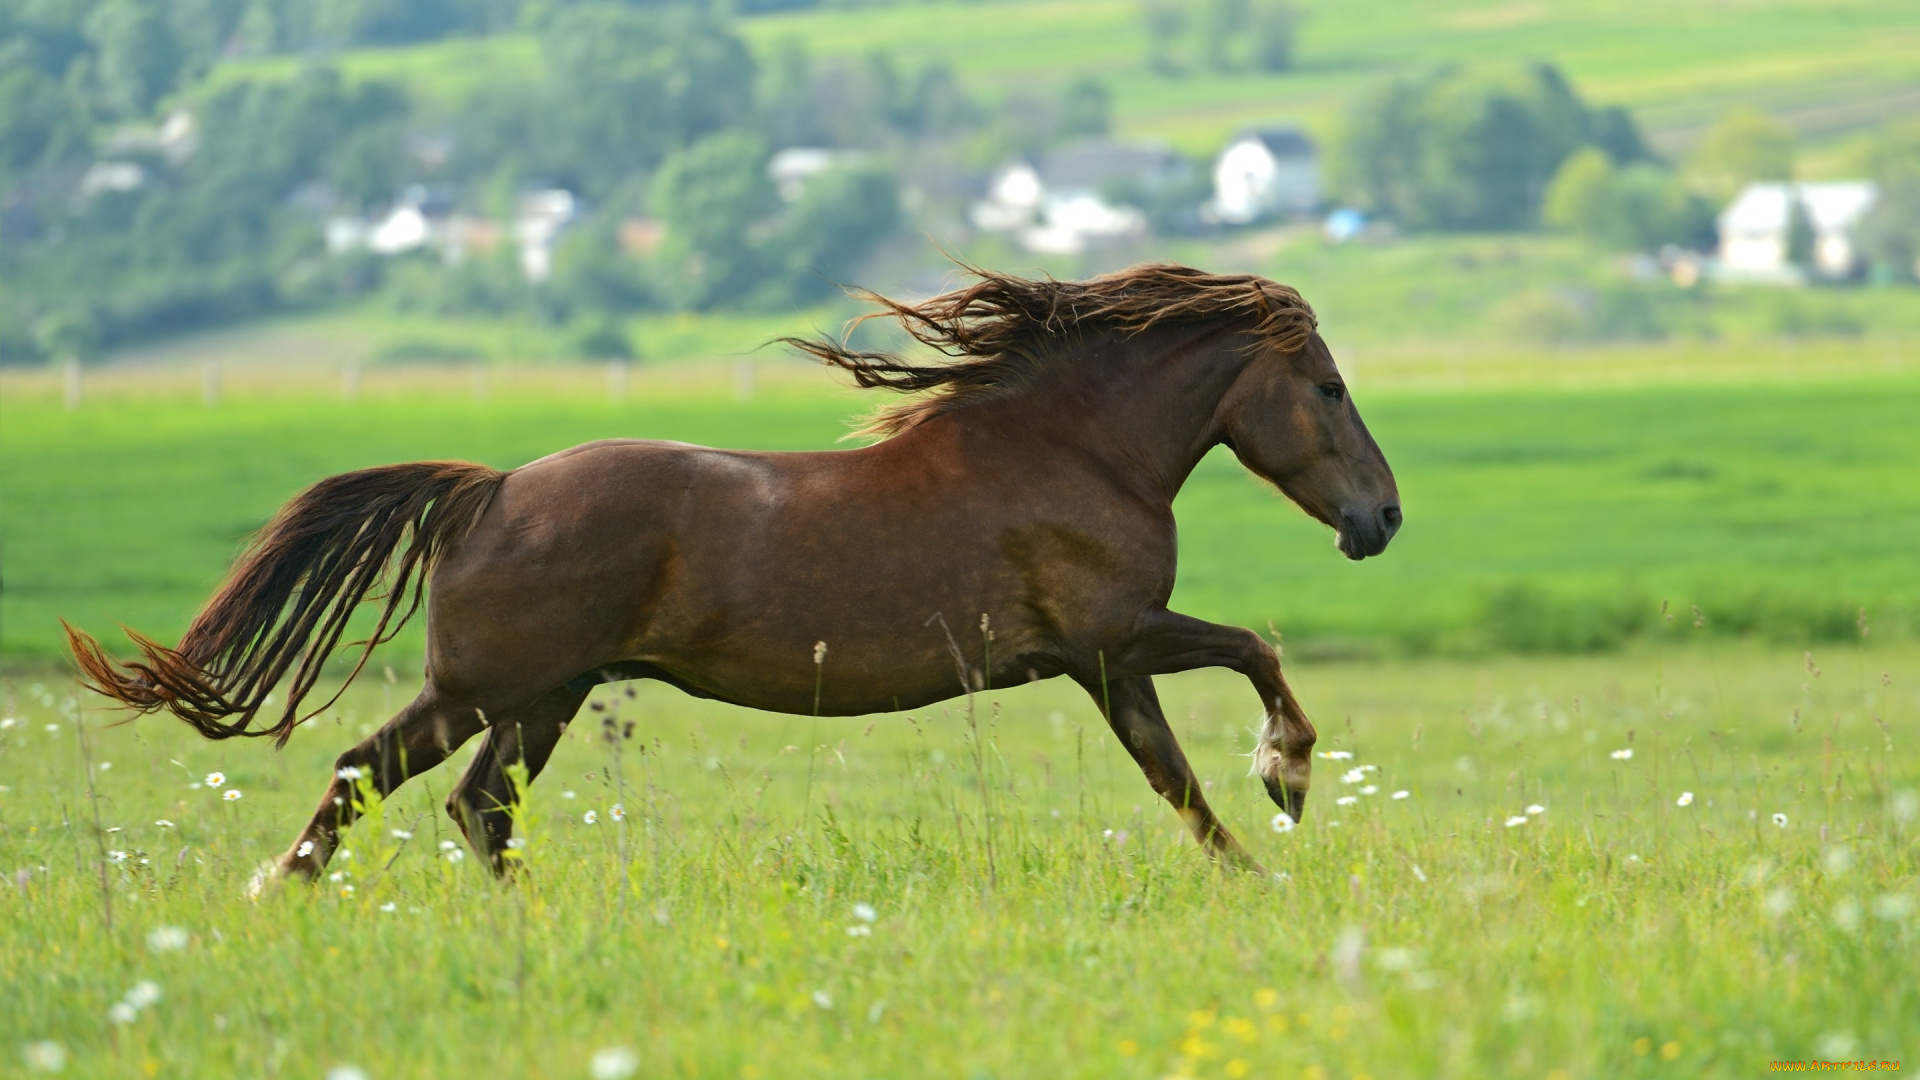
[68,263,1400,883]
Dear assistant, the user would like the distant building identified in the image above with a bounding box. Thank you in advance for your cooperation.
[1718,181,1878,282]
[1209,127,1320,224]
[971,139,1189,255]
[768,148,864,202]
[514,188,578,283]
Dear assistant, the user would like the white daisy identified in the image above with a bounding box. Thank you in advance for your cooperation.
[223,789,243,801]
[1505,815,1528,827]
[1773,812,1789,828]
[1526,804,1546,815]
[1391,790,1410,800]
[1336,796,1358,806]
[1609,749,1633,761]
[204,771,225,787]
[1270,812,1296,834]
[1317,751,1353,760]
[582,810,598,825]
[1676,792,1694,807]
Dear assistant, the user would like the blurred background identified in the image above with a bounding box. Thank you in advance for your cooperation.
[3,0,1918,666]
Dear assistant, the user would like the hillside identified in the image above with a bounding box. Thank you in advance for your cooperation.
[204,0,1920,164]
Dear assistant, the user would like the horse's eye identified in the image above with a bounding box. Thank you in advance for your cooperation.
[1317,382,1346,403]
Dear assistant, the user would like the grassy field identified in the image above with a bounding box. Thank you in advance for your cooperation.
[199,0,1920,162]
[5,345,1918,666]
[1,639,1914,1077]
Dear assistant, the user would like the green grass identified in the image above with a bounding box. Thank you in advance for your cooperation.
[5,353,1918,665]
[1,641,1914,1077]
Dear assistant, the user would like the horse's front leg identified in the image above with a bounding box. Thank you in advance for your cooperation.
[1077,675,1262,872]
[1108,609,1317,824]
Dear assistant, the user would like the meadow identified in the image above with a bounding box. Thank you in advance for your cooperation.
[1,637,1913,1077]
[5,342,1918,666]
[4,332,1918,1077]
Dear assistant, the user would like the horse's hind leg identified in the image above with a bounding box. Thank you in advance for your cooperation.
[258,690,488,890]
[1080,675,1262,872]
[446,683,589,874]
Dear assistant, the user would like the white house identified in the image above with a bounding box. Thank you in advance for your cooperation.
[1209,128,1319,225]
[514,188,578,283]
[971,139,1188,255]
[1718,181,1878,282]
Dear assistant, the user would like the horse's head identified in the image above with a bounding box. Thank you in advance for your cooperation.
[1217,332,1401,560]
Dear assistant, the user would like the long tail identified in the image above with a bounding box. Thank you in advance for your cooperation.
[66,461,506,744]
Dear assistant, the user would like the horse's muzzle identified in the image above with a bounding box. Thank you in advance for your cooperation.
[1336,503,1402,560]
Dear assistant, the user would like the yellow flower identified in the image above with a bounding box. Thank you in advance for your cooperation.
[1633,1037,1652,1056]
[1254,987,1280,1011]
[1224,1017,1258,1043]
[1660,1041,1681,1061]
[1226,1060,1249,1078]
[1118,1040,1138,1057]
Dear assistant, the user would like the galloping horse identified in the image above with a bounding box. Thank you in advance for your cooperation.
[68,263,1401,883]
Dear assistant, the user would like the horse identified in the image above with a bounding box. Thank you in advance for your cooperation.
[67,263,1401,884]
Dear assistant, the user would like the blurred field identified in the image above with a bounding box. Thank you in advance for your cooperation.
[202,0,1920,161]
[1,639,1913,1077]
[5,343,1918,666]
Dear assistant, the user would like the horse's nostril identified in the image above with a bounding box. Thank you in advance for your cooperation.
[1381,504,1403,531]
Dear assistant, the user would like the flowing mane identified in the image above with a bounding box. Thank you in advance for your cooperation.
[781,262,1318,438]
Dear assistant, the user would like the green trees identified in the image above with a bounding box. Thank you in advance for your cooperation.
[1689,108,1794,201]
[1542,147,1713,252]
[1338,63,1652,231]
[645,134,900,311]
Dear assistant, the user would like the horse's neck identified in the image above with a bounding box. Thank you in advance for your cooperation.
[1007,325,1247,501]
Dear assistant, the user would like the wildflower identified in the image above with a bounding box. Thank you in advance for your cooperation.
[45,724,59,733]
[296,840,315,858]
[505,838,526,850]
[1336,796,1358,806]
[98,762,111,771]
[125,982,161,1010]
[1610,749,1633,761]
[582,810,598,825]
[562,790,577,799]
[0,717,14,730]
[1318,750,1353,760]
[23,1040,66,1071]
[223,789,243,801]
[107,1002,138,1025]
[1505,816,1528,828]
[1875,893,1916,921]
[107,850,129,864]
[1676,792,1694,807]
[1526,804,1546,815]
[590,1047,639,1080]
[444,848,465,864]
[1391,790,1410,800]
[1360,785,1378,796]
[204,771,225,787]
[1340,765,1377,784]
[154,819,175,828]
[811,990,833,1010]
[1270,812,1295,834]
[146,926,188,953]
[846,925,872,937]
[390,829,412,840]
[1773,813,1789,828]
[336,766,364,781]
[339,884,355,896]
[852,903,877,923]
[329,871,347,882]
[609,804,626,822]
[325,1067,370,1080]
[438,839,458,851]
[1411,864,1427,883]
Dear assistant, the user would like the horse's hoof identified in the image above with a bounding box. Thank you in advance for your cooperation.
[243,860,284,902]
